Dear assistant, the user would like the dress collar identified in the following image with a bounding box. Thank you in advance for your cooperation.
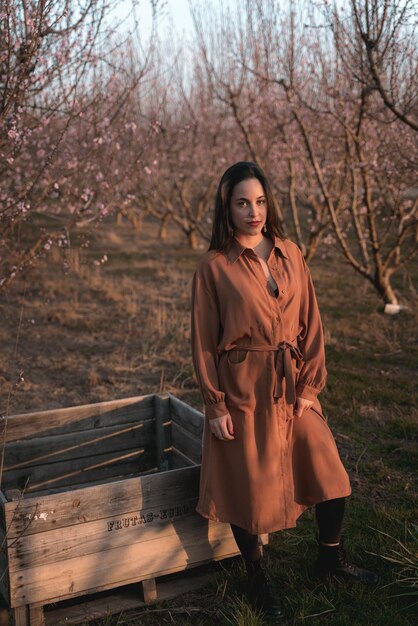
[226,234,288,263]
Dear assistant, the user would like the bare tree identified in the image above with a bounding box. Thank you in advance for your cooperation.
[325,0,418,132]
[0,0,160,289]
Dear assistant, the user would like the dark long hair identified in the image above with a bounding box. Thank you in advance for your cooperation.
[208,161,285,252]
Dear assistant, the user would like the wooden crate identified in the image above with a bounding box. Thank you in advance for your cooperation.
[0,392,268,626]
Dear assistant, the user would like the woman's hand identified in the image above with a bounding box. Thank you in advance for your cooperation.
[209,412,235,440]
[294,396,314,418]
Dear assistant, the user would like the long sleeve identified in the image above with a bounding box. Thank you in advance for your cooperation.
[191,265,228,420]
[295,255,327,402]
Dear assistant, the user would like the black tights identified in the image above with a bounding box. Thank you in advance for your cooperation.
[231,496,346,562]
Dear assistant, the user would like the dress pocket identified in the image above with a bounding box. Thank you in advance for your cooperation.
[227,349,249,364]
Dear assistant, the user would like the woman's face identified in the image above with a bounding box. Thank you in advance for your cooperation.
[229,177,268,238]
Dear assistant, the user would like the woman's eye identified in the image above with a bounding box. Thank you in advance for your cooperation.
[257,199,266,205]
[237,201,247,207]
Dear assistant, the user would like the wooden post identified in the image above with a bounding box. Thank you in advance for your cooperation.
[12,606,28,626]
[154,394,170,472]
[28,606,44,626]
[141,578,157,604]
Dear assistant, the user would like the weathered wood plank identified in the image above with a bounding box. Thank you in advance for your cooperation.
[170,449,195,469]
[154,396,171,472]
[1,395,156,443]
[3,421,154,470]
[0,528,10,605]
[141,578,157,603]
[171,422,202,464]
[23,465,159,500]
[5,466,201,537]
[0,558,9,607]
[28,605,44,626]
[168,395,204,439]
[43,571,215,625]
[10,519,238,607]
[0,493,6,532]
[12,606,27,626]
[8,499,199,569]
[2,448,152,493]
[3,492,20,503]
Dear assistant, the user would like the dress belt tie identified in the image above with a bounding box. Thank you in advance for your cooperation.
[218,341,304,407]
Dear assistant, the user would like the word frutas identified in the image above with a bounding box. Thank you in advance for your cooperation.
[107,504,191,531]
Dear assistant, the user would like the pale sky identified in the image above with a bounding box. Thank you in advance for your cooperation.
[112,0,195,38]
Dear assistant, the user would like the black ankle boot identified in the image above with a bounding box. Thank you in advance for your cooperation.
[313,537,379,585]
[246,558,285,622]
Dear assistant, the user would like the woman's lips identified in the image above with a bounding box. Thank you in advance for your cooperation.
[247,221,261,227]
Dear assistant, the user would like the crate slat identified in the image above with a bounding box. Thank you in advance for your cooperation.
[170,448,196,469]
[5,466,200,538]
[168,395,204,439]
[0,529,10,605]
[2,448,152,493]
[0,493,6,532]
[42,570,216,625]
[4,421,155,470]
[171,422,202,464]
[1,395,156,443]
[29,605,44,626]
[10,521,238,607]
[154,395,171,471]
[9,499,200,569]
[141,578,157,603]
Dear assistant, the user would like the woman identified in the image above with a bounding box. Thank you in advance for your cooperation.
[190,162,378,622]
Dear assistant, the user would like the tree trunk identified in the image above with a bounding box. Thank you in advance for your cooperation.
[375,272,399,306]
[187,229,198,250]
[127,209,142,233]
[159,213,170,240]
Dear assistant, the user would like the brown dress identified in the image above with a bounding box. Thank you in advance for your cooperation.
[190,234,351,534]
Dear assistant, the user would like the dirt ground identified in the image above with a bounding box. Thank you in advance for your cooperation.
[1,219,202,415]
[1,217,416,421]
